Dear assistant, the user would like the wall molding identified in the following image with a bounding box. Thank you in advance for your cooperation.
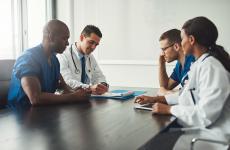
[98,59,176,66]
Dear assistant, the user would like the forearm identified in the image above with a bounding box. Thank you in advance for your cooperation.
[66,78,89,89]
[22,76,86,106]
[150,96,167,104]
[30,92,75,106]
[60,68,86,89]
[59,74,87,91]
[164,92,179,105]
[170,105,211,127]
[60,84,75,93]
[91,71,107,85]
[159,62,169,88]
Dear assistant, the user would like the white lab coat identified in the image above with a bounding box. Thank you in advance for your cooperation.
[165,92,179,105]
[170,53,230,150]
[57,44,106,89]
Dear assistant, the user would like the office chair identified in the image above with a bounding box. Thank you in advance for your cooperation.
[190,138,230,150]
[0,59,15,107]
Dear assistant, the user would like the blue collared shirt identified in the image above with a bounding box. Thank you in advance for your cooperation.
[170,55,195,87]
[73,46,89,83]
[8,44,60,108]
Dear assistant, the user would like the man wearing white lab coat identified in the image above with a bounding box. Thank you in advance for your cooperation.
[57,25,108,95]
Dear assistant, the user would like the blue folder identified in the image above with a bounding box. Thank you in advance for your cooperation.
[112,90,146,96]
[91,89,146,100]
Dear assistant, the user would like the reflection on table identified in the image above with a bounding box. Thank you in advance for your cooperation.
[0,87,175,150]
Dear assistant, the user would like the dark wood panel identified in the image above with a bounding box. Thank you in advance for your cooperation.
[0,87,175,150]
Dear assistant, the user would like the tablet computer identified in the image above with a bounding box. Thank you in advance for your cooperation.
[134,103,153,111]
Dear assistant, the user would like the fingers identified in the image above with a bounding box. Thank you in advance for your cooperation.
[160,51,165,56]
[134,98,141,103]
[84,88,92,94]
[134,95,148,104]
[97,84,108,91]
[134,95,143,103]
[152,103,171,115]
[152,103,159,114]
[76,88,91,96]
[93,84,108,95]
[159,53,166,63]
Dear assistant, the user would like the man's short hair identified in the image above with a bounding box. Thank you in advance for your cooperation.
[81,25,102,38]
[159,29,181,44]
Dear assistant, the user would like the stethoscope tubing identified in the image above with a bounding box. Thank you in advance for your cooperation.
[70,44,92,74]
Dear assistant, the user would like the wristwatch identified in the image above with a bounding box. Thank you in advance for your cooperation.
[100,82,109,87]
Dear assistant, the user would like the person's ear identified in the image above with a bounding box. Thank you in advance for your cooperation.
[48,32,55,42]
[189,35,195,46]
[174,43,180,52]
[80,34,84,41]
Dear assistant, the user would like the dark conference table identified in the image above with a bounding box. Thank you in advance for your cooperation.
[0,87,176,150]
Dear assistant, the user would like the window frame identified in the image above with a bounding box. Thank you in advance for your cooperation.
[2,0,55,59]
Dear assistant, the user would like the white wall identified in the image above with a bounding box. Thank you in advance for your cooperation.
[57,0,230,88]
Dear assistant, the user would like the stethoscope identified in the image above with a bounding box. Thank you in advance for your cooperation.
[70,44,92,74]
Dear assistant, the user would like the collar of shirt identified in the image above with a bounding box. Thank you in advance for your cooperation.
[39,43,55,63]
[195,53,210,64]
[72,43,89,60]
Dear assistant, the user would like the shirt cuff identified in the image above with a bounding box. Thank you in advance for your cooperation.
[165,92,179,105]
[170,105,181,116]
[80,84,90,88]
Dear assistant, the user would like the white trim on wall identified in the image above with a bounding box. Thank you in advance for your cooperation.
[98,60,176,66]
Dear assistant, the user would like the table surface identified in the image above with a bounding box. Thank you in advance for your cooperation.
[0,87,175,150]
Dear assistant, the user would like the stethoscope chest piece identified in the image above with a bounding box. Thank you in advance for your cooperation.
[75,69,80,74]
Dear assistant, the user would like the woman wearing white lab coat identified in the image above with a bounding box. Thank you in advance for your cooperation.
[172,16,230,150]
[136,16,230,149]
[171,53,230,149]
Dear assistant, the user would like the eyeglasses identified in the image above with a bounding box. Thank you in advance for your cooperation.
[87,40,99,46]
[161,43,175,51]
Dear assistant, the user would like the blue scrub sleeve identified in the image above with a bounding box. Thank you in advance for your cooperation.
[170,65,180,83]
[15,55,40,79]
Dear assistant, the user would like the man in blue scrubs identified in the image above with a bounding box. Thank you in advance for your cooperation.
[134,29,195,109]
[8,20,91,108]
[135,29,195,106]
[158,29,195,95]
